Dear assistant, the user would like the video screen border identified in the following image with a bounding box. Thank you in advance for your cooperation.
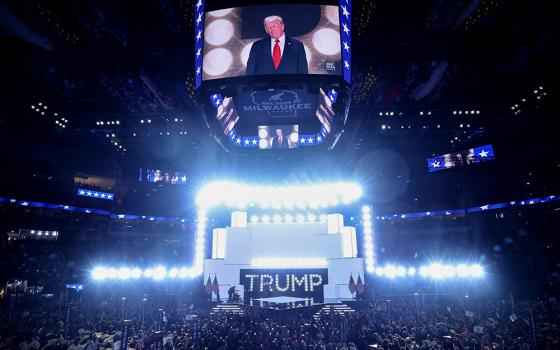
[194,0,351,88]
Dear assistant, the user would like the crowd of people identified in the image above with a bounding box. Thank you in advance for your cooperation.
[1,293,559,350]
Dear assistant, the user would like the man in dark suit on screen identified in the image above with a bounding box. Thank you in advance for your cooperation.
[271,129,290,148]
[246,15,308,75]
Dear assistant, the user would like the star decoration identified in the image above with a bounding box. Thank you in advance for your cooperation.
[196,48,202,58]
[341,5,350,19]
[236,138,241,144]
[432,161,441,168]
[196,0,202,10]
[196,30,202,41]
[344,60,350,69]
[94,192,100,197]
[300,137,306,143]
[480,205,489,210]
[342,23,350,35]
[118,214,125,219]
[64,206,70,210]
[196,66,201,75]
[101,193,106,198]
[196,13,203,25]
[21,202,29,206]
[307,137,314,143]
[252,139,257,145]
[509,201,516,205]
[215,99,221,105]
[479,150,488,157]
[244,139,250,145]
[317,136,322,142]
[79,190,85,195]
[87,191,92,196]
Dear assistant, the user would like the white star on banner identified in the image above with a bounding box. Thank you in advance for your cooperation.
[343,41,350,52]
[196,30,202,41]
[196,13,202,25]
[344,60,350,69]
[215,99,220,105]
[236,138,241,144]
[549,196,555,199]
[244,139,250,145]
[85,210,91,213]
[94,192,100,197]
[529,200,534,204]
[107,195,113,199]
[196,0,202,10]
[64,206,69,210]
[479,150,488,157]
[317,136,322,142]
[480,205,489,210]
[341,5,350,18]
[342,23,350,35]
[300,138,306,143]
[252,139,257,145]
[21,202,29,206]
[100,193,106,198]
[446,211,451,215]
[196,66,201,75]
[79,190,85,195]
[401,214,406,218]
[426,212,431,215]
[432,161,441,168]
[118,214,125,219]
[510,201,516,205]
[87,191,92,196]
[196,48,201,58]
[307,137,313,143]
[212,94,217,99]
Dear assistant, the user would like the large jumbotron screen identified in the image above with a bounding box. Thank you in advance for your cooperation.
[202,4,343,81]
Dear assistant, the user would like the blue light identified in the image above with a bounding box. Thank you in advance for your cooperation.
[77,188,114,201]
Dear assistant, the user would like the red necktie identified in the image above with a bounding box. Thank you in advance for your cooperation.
[279,137,282,145]
[272,39,281,69]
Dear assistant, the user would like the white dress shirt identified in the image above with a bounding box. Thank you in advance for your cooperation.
[270,33,286,57]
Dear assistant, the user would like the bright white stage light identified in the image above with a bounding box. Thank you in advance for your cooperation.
[92,267,107,280]
[469,264,484,277]
[196,181,362,209]
[152,266,167,280]
[408,267,416,276]
[307,214,317,222]
[319,214,327,223]
[118,267,131,280]
[168,268,178,278]
[143,269,153,278]
[261,215,270,223]
[131,268,142,279]
[296,214,305,223]
[284,214,294,223]
[273,215,282,223]
[250,215,259,223]
[251,257,327,268]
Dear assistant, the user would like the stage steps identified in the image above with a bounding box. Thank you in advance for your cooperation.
[211,303,244,315]
[313,303,355,319]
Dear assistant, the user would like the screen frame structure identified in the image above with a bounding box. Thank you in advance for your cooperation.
[194,0,351,88]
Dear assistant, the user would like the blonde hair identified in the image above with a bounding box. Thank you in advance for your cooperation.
[264,15,283,27]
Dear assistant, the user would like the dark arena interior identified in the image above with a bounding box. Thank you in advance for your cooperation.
[1,0,559,349]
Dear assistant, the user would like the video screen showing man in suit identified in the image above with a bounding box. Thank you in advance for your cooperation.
[258,125,298,149]
[246,16,308,75]
[202,5,342,81]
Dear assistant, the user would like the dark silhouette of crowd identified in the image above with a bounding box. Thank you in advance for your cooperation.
[1,292,559,350]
